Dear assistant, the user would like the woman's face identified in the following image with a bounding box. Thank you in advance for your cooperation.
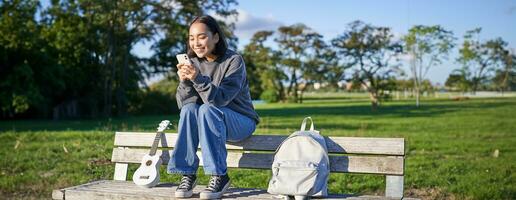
[189,22,219,59]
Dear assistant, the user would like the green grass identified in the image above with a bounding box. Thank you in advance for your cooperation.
[1,94,515,199]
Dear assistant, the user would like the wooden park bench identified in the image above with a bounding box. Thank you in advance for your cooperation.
[53,132,418,199]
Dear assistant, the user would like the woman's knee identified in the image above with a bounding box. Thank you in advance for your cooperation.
[198,104,222,118]
[180,103,199,117]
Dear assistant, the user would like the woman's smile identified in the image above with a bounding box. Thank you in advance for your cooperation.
[188,22,219,61]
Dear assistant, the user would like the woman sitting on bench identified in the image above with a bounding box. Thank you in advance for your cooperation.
[167,15,260,199]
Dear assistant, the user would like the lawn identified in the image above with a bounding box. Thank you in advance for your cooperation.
[1,93,515,199]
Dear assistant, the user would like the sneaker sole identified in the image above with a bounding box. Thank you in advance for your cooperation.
[175,180,197,198]
[199,180,231,199]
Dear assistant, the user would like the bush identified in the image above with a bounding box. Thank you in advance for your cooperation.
[260,89,279,103]
[128,77,180,115]
[128,90,179,115]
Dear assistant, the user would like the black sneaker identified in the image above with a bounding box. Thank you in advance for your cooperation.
[175,174,197,198]
[199,174,231,199]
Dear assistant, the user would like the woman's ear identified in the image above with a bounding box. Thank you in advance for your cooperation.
[213,33,220,44]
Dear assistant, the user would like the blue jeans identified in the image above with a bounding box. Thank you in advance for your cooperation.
[167,103,256,175]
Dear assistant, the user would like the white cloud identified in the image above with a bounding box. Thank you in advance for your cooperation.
[213,9,284,48]
[233,9,284,40]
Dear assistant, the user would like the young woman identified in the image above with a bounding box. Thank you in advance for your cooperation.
[167,15,259,199]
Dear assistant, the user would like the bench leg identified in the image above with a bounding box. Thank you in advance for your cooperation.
[386,175,403,198]
[114,163,128,181]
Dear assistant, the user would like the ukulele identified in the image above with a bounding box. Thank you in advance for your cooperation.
[132,120,170,188]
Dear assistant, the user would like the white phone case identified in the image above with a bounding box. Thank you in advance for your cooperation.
[176,54,191,65]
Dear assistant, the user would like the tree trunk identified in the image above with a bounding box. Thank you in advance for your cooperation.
[367,84,379,111]
[299,82,308,104]
[287,69,298,102]
[415,83,420,107]
[411,52,420,107]
[472,64,486,94]
[369,91,379,111]
[105,27,116,117]
[117,43,130,117]
[471,78,479,95]
[287,74,294,99]
[278,81,285,102]
[501,56,511,96]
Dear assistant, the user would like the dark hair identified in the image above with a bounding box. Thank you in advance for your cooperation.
[187,15,228,58]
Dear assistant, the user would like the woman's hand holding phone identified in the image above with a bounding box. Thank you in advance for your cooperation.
[177,63,198,81]
[176,63,188,81]
[176,54,198,81]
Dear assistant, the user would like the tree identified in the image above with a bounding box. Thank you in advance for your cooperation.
[85,0,237,117]
[301,36,344,101]
[332,21,403,110]
[297,31,333,102]
[39,0,166,118]
[146,0,238,78]
[403,25,455,107]
[445,68,471,93]
[492,50,516,93]
[322,48,348,91]
[243,28,343,103]
[0,0,239,119]
[457,28,508,93]
[0,0,63,118]
[275,23,323,103]
[242,31,274,100]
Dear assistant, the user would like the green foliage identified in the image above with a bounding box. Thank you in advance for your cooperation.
[490,52,516,92]
[332,21,403,109]
[492,70,516,91]
[457,28,509,93]
[243,24,343,103]
[259,89,279,103]
[0,1,55,117]
[275,24,328,103]
[242,31,288,101]
[403,25,455,107]
[241,31,275,99]
[128,90,178,115]
[128,77,179,115]
[446,68,472,92]
[0,0,238,119]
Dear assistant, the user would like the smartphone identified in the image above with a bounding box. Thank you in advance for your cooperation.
[176,54,192,65]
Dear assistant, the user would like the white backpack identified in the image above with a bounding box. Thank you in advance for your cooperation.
[267,117,330,198]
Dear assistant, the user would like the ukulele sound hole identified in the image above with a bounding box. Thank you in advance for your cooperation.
[146,160,152,166]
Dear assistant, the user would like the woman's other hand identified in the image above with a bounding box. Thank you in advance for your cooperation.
[177,63,188,81]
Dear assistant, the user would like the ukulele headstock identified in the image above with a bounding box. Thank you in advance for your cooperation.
[157,120,170,132]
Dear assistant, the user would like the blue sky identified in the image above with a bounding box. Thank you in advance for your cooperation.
[222,0,516,84]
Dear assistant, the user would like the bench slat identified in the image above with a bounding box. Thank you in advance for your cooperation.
[114,132,404,155]
[54,180,419,200]
[112,148,404,175]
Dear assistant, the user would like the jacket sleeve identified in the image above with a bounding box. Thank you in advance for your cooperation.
[175,81,199,109]
[191,56,246,107]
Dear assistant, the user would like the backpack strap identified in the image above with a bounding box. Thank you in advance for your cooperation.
[300,117,315,131]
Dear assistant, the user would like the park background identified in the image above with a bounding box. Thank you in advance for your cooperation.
[0,0,515,199]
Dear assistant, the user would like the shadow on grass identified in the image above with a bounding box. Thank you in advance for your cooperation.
[302,96,364,101]
[253,98,514,133]
[1,97,513,132]
[0,115,181,132]
[257,123,376,132]
[257,100,508,118]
